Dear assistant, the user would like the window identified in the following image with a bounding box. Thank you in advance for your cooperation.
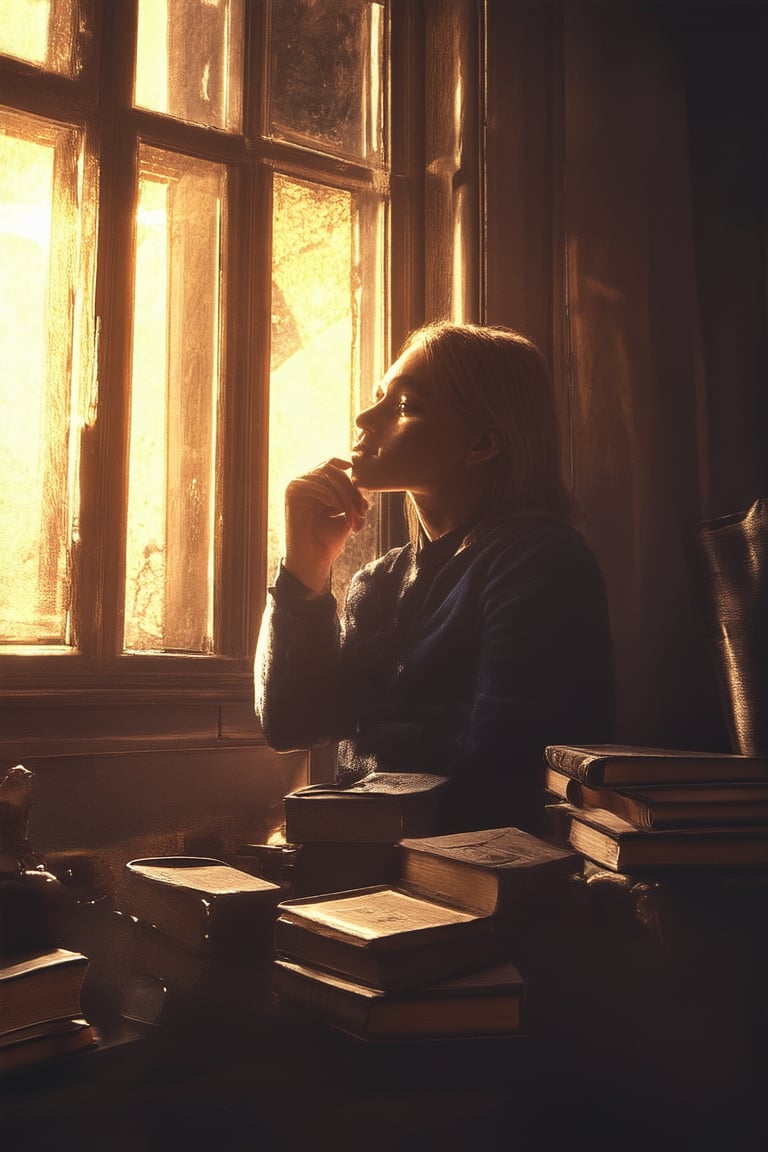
[0,0,419,698]
[0,0,483,770]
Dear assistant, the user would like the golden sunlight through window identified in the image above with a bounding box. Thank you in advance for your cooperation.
[0,0,75,74]
[268,173,383,602]
[135,0,244,132]
[0,114,83,645]
[124,148,226,654]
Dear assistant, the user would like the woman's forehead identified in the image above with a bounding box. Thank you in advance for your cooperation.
[379,343,431,391]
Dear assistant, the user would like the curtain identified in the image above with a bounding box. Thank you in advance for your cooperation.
[486,0,767,750]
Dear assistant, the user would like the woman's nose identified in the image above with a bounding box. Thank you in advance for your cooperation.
[355,401,379,432]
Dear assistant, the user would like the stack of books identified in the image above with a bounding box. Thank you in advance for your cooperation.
[545,743,768,873]
[0,947,97,1074]
[116,857,282,1030]
[280,771,451,895]
[272,826,580,1041]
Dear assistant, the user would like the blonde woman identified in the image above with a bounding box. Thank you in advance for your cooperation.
[256,322,614,833]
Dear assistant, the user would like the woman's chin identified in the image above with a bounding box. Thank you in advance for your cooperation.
[350,459,377,489]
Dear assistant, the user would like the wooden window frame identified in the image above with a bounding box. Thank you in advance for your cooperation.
[0,0,484,761]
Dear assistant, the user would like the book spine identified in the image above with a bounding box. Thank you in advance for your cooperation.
[566,780,654,831]
[273,965,370,1037]
[545,746,602,783]
[124,878,212,951]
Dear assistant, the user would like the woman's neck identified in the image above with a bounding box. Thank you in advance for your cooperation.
[409,489,485,542]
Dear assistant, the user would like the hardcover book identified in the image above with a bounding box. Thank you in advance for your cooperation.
[0,1016,97,1074]
[274,885,498,993]
[272,957,525,1042]
[121,857,282,954]
[283,772,450,844]
[274,826,576,992]
[545,743,768,787]
[566,805,768,872]
[546,766,768,830]
[398,826,580,914]
[0,948,89,1035]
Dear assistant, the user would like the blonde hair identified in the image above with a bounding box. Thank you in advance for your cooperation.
[398,320,576,524]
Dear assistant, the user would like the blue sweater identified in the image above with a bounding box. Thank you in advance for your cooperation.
[255,511,615,832]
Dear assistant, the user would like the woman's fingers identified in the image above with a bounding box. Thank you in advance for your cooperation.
[289,459,369,526]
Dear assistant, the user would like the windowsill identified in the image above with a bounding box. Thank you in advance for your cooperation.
[0,677,268,760]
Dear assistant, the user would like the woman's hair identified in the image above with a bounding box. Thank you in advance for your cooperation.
[398,320,577,524]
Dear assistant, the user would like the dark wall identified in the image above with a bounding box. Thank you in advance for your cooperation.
[486,0,767,752]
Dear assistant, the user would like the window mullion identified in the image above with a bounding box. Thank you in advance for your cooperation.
[216,160,272,660]
[82,125,137,664]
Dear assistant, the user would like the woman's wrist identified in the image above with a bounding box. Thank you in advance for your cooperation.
[281,556,331,597]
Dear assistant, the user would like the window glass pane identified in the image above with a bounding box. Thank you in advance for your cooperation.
[268,173,383,604]
[0,112,82,645]
[135,0,244,132]
[270,0,385,161]
[0,0,75,75]
[124,146,226,654]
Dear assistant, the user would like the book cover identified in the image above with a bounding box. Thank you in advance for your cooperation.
[274,885,498,993]
[566,805,768,872]
[0,948,89,1035]
[398,827,580,915]
[545,744,768,787]
[283,772,450,844]
[0,1017,97,1073]
[272,957,525,1041]
[546,766,768,830]
[121,857,282,954]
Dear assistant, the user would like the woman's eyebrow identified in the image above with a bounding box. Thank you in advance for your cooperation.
[372,372,429,404]
[377,373,428,398]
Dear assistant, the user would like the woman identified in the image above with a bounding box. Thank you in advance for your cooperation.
[255,321,615,833]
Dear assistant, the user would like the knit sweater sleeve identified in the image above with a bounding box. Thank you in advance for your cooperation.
[254,564,346,752]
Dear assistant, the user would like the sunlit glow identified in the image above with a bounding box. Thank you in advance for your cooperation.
[124,149,225,654]
[135,0,169,114]
[269,176,379,600]
[0,127,69,644]
[268,175,384,603]
[135,0,243,132]
[0,0,49,65]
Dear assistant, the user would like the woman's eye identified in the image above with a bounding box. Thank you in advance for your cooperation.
[397,397,416,415]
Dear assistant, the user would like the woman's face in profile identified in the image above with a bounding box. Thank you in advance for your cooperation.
[350,343,476,496]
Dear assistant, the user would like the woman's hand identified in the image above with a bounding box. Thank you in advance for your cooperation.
[284,458,369,594]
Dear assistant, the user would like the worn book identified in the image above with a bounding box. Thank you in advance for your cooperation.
[0,948,89,1035]
[545,743,768,787]
[274,885,498,993]
[398,826,580,914]
[567,805,768,872]
[121,857,282,954]
[0,1016,97,1073]
[546,766,768,830]
[273,957,525,1042]
[283,772,450,844]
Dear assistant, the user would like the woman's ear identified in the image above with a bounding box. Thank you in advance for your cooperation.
[466,429,501,465]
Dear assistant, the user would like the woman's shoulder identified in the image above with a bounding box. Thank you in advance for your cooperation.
[474,510,606,583]
[476,509,592,553]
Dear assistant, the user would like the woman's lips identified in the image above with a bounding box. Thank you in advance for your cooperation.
[352,442,379,458]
